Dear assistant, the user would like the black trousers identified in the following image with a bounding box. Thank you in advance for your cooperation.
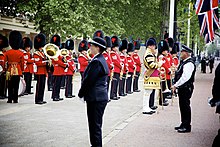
[149,89,155,107]
[178,85,194,129]
[126,72,133,93]
[35,74,46,103]
[8,75,20,102]
[119,73,126,95]
[0,73,6,98]
[52,75,62,99]
[87,101,107,147]
[47,72,53,90]
[65,75,73,97]
[133,72,140,91]
[24,72,32,93]
[61,75,66,88]
[110,73,120,98]
[107,76,110,92]
[80,72,84,84]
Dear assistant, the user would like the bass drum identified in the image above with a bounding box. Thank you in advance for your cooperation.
[18,77,26,96]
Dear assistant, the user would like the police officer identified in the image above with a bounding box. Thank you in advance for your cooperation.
[172,45,196,133]
[78,37,109,147]
[4,31,24,103]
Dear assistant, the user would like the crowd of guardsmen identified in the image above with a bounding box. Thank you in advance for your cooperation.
[0,30,180,111]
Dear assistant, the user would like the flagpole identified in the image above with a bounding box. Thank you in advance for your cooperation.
[169,0,175,38]
[187,2,191,47]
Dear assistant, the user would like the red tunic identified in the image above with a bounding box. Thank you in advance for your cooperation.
[127,55,135,73]
[132,52,141,72]
[52,55,67,76]
[119,52,128,74]
[24,51,34,73]
[173,57,179,67]
[103,51,113,76]
[4,49,24,76]
[33,51,47,75]
[110,51,122,74]
[65,56,75,75]
[158,54,171,80]
[78,52,89,73]
[0,51,5,71]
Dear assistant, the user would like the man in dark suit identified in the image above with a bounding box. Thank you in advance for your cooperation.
[78,37,109,147]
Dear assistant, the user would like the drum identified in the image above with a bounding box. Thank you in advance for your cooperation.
[18,77,26,96]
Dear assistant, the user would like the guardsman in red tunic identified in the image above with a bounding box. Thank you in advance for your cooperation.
[119,39,128,97]
[22,37,34,95]
[126,42,135,94]
[78,40,89,83]
[64,39,76,98]
[103,36,114,92]
[0,34,8,99]
[110,36,122,100]
[158,40,171,106]
[50,35,67,101]
[4,31,24,103]
[33,33,47,104]
[132,40,141,92]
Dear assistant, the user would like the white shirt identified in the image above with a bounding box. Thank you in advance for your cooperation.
[174,57,195,87]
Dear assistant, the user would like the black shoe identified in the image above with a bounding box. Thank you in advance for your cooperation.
[13,100,18,103]
[53,98,60,101]
[42,101,47,104]
[35,101,44,104]
[7,100,12,103]
[72,95,75,97]
[59,98,64,101]
[31,86,33,88]
[177,127,191,133]
[127,91,133,94]
[150,106,158,110]
[119,94,126,96]
[142,111,153,115]
[66,95,73,98]
[123,93,127,96]
[28,92,34,94]
[174,125,183,130]
[159,102,169,106]
[110,97,119,100]
[134,90,141,92]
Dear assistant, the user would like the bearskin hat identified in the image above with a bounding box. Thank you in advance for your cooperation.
[134,40,140,50]
[50,34,61,47]
[34,33,46,50]
[119,39,128,51]
[9,31,22,50]
[78,40,88,52]
[111,36,120,48]
[158,40,169,54]
[0,34,9,50]
[171,42,179,54]
[167,37,174,48]
[22,37,32,49]
[65,39,74,50]
[146,38,156,47]
[104,36,112,48]
[127,42,134,53]
[93,30,104,39]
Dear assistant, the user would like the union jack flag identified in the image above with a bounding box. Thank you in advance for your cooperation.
[195,0,219,43]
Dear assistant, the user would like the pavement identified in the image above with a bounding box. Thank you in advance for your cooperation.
[0,62,219,147]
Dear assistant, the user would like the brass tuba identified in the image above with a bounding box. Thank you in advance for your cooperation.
[43,43,60,59]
